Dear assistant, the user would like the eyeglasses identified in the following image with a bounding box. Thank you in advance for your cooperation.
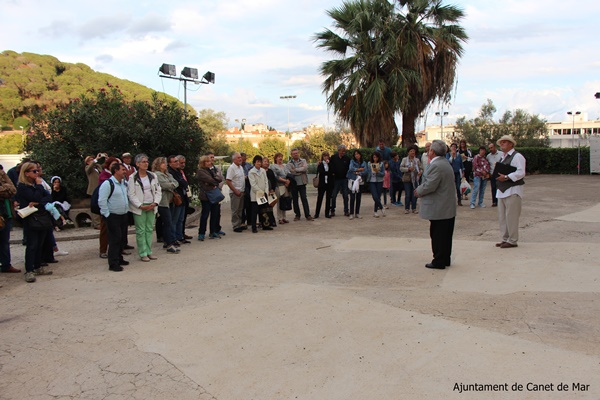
[28,170,39,174]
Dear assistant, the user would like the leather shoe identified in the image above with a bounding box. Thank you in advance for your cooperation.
[495,242,506,247]
[119,260,130,266]
[109,266,124,272]
[233,227,244,232]
[252,228,258,233]
[124,244,135,250]
[2,266,21,273]
[262,226,273,231]
[46,259,59,264]
[500,242,518,248]
[425,263,445,270]
[184,234,193,240]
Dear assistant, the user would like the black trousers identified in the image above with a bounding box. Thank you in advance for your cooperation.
[315,184,332,217]
[106,213,128,269]
[291,184,310,218]
[429,217,455,267]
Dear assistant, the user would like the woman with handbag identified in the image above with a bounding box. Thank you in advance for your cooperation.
[261,157,278,228]
[152,157,180,253]
[16,162,54,282]
[400,145,422,214]
[270,152,290,224]
[368,151,386,218]
[347,150,367,220]
[128,154,162,262]
[197,155,223,240]
[314,151,333,219]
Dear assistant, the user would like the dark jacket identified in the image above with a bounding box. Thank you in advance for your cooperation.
[168,166,188,197]
[317,161,333,189]
[329,153,350,180]
[16,182,53,209]
[197,168,222,202]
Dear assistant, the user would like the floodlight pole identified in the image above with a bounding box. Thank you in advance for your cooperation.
[435,109,449,140]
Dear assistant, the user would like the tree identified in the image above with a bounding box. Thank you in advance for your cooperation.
[314,0,405,147]
[394,0,468,146]
[197,109,228,138]
[258,138,287,161]
[455,100,550,147]
[315,0,468,148]
[0,133,24,154]
[27,87,206,197]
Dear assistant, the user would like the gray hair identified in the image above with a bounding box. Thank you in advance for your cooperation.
[231,152,241,159]
[176,155,185,161]
[337,144,346,150]
[431,140,447,157]
[134,153,149,165]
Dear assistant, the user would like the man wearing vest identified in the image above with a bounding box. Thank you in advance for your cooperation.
[494,135,526,249]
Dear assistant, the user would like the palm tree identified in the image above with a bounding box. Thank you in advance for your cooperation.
[315,0,467,148]
[314,0,414,147]
[392,0,468,146]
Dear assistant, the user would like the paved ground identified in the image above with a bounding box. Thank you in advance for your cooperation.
[1,174,600,399]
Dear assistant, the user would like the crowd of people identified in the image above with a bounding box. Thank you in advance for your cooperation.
[1,135,525,281]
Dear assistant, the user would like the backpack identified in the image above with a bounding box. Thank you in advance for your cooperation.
[90,180,115,215]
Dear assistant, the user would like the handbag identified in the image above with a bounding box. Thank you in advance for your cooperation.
[312,173,320,188]
[28,210,54,231]
[172,192,183,206]
[279,194,292,211]
[205,188,225,204]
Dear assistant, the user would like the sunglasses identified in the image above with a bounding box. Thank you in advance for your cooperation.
[28,170,39,174]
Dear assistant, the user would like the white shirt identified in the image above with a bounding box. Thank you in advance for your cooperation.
[496,149,526,199]
[226,164,245,191]
[486,151,503,175]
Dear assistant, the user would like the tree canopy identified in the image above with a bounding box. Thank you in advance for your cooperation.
[454,100,550,147]
[315,0,467,148]
[26,87,206,197]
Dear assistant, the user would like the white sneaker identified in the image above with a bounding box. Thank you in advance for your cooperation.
[479,204,486,208]
[355,214,362,219]
[373,212,379,218]
[349,214,354,220]
[54,250,69,256]
[381,209,386,217]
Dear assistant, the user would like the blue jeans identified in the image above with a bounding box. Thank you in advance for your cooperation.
[370,182,384,212]
[391,181,403,204]
[158,206,176,246]
[453,172,462,201]
[470,177,488,207]
[403,182,417,210]
[331,179,349,214]
[170,203,184,241]
[0,218,13,271]
[199,200,220,235]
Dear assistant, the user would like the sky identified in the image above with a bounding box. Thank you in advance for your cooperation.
[2,0,600,133]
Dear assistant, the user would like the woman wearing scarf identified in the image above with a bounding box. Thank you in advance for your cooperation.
[400,145,422,214]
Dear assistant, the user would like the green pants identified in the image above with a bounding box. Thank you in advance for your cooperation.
[133,208,156,257]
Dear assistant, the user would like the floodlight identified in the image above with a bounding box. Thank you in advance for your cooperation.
[159,63,176,76]
[203,71,215,84]
[181,67,198,79]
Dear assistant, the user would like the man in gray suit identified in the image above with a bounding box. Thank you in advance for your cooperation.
[415,140,457,269]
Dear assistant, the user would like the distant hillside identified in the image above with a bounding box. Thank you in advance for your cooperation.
[0,50,189,128]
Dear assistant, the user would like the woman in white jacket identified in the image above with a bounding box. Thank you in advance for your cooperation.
[128,154,162,262]
[248,155,270,233]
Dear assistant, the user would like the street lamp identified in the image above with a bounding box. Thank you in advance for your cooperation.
[158,64,215,119]
[435,109,449,140]
[280,95,296,157]
[567,111,581,174]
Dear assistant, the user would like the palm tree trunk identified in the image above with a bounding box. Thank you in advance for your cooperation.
[401,111,418,147]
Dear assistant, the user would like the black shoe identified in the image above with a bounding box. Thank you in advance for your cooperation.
[46,259,59,264]
[314,215,319,219]
[184,234,193,240]
[233,227,244,232]
[124,244,134,250]
[344,212,350,217]
[241,226,248,231]
[325,215,331,218]
[179,239,191,244]
[40,262,48,267]
[109,266,124,272]
[119,260,130,266]
[425,263,445,270]
[252,228,258,233]
[262,226,273,231]
[157,238,164,243]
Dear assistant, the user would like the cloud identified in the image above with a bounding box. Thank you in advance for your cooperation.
[164,40,190,52]
[95,54,113,64]
[128,13,172,37]
[39,20,74,38]
[77,14,132,40]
